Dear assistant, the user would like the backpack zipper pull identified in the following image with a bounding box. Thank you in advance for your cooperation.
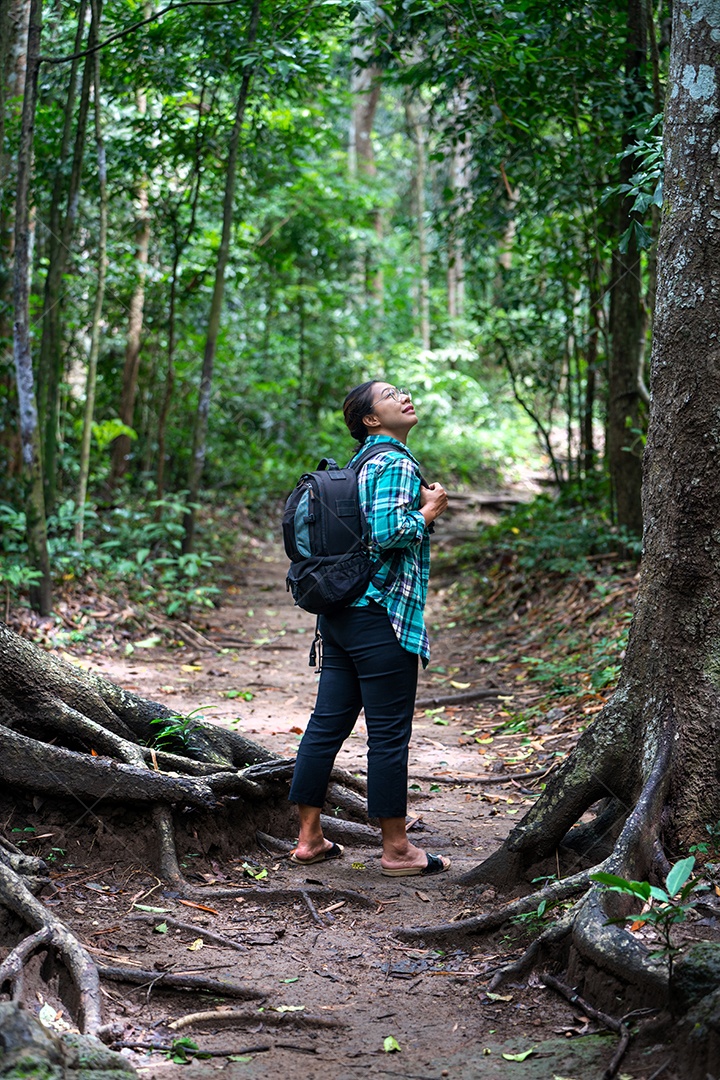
[308,618,323,671]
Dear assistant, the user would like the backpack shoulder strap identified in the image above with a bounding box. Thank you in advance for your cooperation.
[348,443,428,487]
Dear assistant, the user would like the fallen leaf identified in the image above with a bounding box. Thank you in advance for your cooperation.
[502,1048,535,1062]
[135,636,163,649]
[450,681,471,690]
[181,664,203,672]
[38,1004,58,1027]
[177,899,219,914]
[273,1005,305,1013]
[289,725,304,734]
[133,904,168,914]
[187,939,204,951]
[383,1036,401,1053]
[486,992,513,1002]
[154,922,168,934]
[415,890,431,903]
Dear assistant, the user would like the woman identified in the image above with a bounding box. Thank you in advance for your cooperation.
[288,380,450,876]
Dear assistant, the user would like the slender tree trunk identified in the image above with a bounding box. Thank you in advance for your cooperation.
[75,0,106,546]
[12,0,50,613]
[156,103,206,507]
[405,95,430,350]
[0,0,27,476]
[182,0,261,554]
[446,88,471,327]
[36,0,89,513]
[107,88,150,489]
[607,0,648,535]
[582,262,603,476]
[349,21,383,313]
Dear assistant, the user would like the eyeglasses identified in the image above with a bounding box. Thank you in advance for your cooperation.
[367,386,410,410]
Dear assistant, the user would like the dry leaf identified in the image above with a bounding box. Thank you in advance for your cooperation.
[415,891,431,903]
[177,899,219,914]
[187,939,204,951]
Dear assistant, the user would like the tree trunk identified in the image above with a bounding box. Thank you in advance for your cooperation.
[405,94,430,351]
[607,0,648,536]
[446,87,471,327]
[406,3,720,1042]
[0,0,27,471]
[107,88,151,489]
[12,0,50,614]
[36,0,90,514]
[349,22,383,312]
[182,0,261,554]
[75,0,105,546]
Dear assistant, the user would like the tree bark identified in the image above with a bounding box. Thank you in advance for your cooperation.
[182,0,261,554]
[0,0,27,472]
[12,0,51,614]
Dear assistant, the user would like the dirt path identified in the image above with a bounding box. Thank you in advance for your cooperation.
[26,535,676,1080]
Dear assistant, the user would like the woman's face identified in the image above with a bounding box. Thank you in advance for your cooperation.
[363,383,417,438]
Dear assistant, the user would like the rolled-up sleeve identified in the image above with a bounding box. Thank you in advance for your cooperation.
[368,458,426,550]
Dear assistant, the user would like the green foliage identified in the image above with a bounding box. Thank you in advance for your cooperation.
[591,857,708,986]
[474,486,642,578]
[162,1037,209,1064]
[149,706,208,751]
[689,821,720,860]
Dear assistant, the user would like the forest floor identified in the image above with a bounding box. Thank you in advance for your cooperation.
[4,496,691,1080]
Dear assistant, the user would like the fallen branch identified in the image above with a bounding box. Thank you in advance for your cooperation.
[415,687,527,708]
[97,964,266,1000]
[169,1008,346,1031]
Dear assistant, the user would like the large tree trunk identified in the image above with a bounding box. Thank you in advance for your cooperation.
[607,0,649,536]
[402,5,720,1058]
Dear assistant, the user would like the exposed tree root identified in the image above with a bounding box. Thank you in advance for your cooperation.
[0,858,103,1032]
[399,711,674,1017]
[541,973,658,1080]
[397,864,600,942]
[0,927,52,998]
[0,622,373,1035]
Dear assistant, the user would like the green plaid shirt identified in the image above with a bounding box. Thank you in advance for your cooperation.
[349,435,431,665]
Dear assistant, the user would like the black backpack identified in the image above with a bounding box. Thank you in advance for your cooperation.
[282,443,416,616]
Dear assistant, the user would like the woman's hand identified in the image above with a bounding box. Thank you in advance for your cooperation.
[420,482,449,525]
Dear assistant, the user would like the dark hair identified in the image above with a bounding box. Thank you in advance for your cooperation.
[343,380,381,444]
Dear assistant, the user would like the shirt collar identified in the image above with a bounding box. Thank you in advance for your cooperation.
[362,434,420,463]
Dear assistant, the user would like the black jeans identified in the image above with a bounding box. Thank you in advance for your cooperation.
[288,602,419,819]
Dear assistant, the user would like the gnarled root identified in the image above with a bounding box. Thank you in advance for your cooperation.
[399,728,673,1016]
[0,621,372,1034]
